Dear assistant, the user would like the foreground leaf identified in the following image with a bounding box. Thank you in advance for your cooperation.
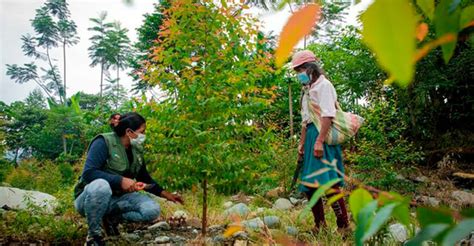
[441,219,474,246]
[406,223,450,246]
[355,200,378,246]
[416,0,435,20]
[298,178,341,221]
[349,188,373,222]
[460,5,474,29]
[362,203,399,241]
[434,0,461,63]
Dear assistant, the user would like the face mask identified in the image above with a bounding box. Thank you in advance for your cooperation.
[297,72,310,85]
[130,131,146,146]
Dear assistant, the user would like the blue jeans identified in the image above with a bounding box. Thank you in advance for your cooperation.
[74,179,161,237]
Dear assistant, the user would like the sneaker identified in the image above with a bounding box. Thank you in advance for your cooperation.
[85,235,105,246]
[102,215,120,236]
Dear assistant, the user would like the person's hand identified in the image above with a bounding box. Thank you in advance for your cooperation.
[121,177,136,192]
[161,191,184,205]
[134,182,147,191]
[313,140,324,158]
[298,143,305,156]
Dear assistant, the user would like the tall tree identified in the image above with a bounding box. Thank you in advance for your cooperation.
[107,21,132,102]
[88,11,114,100]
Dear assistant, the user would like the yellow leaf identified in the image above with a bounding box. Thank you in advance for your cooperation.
[223,225,243,238]
[416,23,429,41]
[414,34,456,62]
[275,4,321,67]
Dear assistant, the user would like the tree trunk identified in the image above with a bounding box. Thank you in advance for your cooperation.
[46,47,63,104]
[63,41,67,105]
[201,178,208,237]
[14,148,19,168]
[62,134,67,154]
[100,62,104,99]
[116,64,120,109]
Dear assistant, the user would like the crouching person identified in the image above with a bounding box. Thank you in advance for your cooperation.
[74,112,183,246]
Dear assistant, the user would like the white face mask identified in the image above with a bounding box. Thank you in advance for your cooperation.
[130,131,146,146]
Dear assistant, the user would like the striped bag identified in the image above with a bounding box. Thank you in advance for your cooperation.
[305,90,364,145]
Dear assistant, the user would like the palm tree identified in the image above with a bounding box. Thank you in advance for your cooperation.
[88,11,114,100]
[107,22,132,103]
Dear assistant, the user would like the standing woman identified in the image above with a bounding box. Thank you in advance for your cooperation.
[74,112,183,245]
[292,50,349,233]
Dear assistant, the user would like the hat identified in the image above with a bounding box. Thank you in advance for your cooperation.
[291,50,317,69]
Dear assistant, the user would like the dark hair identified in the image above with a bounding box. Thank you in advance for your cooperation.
[109,113,120,120]
[113,112,146,136]
[296,62,326,82]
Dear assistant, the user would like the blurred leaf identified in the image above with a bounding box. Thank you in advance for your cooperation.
[414,34,456,62]
[327,192,345,206]
[275,4,321,67]
[223,224,243,238]
[417,207,454,228]
[361,0,417,86]
[298,178,341,221]
[392,203,411,227]
[460,207,474,218]
[355,200,378,246]
[406,223,450,246]
[416,23,429,41]
[349,188,373,222]
[441,219,474,246]
[362,202,398,241]
[460,5,474,29]
[416,0,434,20]
[434,0,461,63]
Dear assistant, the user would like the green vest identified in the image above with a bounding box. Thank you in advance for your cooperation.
[73,132,144,198]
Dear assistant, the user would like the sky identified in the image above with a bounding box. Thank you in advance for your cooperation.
[0,0,371,104]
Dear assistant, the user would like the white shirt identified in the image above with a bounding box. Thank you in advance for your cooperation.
[301,75,337,125]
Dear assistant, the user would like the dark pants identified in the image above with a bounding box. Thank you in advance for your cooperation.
[304,185,349,230]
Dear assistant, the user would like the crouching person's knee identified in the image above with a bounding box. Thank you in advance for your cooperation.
[85,178,112,197]
[141,202,161,221]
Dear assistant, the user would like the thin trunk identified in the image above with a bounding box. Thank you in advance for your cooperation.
[116,63,120,109]
[62,134,67,154]
[100,62,104,99]
[63,41,67,105]
[46,47,63,104]
[201,178,208,237]
[14,148,19,168]
[288,82,294,138]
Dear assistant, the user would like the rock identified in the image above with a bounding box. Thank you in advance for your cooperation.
[147,221,171,231]
[124,233,140,241]
[256,207,265,214]
[186,218,201,228]
[192,229,199,234]
[289,197,300,205]
[234,240,248,246]
[173,236,186,242]
[452,190,474,206]
[286,226,298,236]
[143,233,153,240]
[388,223,407,243]
[415,176,429,183]
[0,187,57,214]
[273,198,293,210]
[225,203,250,217]
[232,231,249,240]
[395,174,407,181]
[263,216,280,229]
[242,217,264,230]
[212,235,225,243]
[154,236,170,244]
[173,210,188,219]
[209,225,225,233]
[418,196,441,207]
[266,187,284,198]
[223,201,233,209]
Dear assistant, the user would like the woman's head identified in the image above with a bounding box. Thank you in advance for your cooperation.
[113,112,146,137]
[109,113,121,128]
[291,50,325,85]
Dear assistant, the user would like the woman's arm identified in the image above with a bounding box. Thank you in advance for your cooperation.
[314,117,332,158]
[136,164,184,204]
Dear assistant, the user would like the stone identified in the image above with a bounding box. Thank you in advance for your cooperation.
[173,236,186,242]
[209,225,225,233]
[147,221,171,231]
[418,196,441,207]
[289,197,300,205]
[192,229,199,234]
[124,233,140,241]
[286,226,298,236]
[223,201,234,209]
[233,231,249,240]
[234,240,248,246]
[266,187,284,198]
[242,217,264,230]
[212,235,225,243]
[154,236,170,244]
[225,203,250,217]
[395,174,407,180]
[388,223,408,243]
[173,210,188,219]
[415,176,429,183]
[0,187,57,214]
[143,233,153,240]
[256,207,265,214]
[452,190,474,206]
[273,198,293,210]
[263,216,280,229]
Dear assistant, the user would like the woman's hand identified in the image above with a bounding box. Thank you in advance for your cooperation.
[121,177,136,192]
[161,191,184,205]
[298,143,305,155]
[313,140,324,158]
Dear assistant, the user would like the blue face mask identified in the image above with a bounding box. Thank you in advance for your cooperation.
[297,72,310,85]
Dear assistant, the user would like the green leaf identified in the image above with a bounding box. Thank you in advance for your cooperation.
[298,178,341,221]
[406,223,450,246]
[355,200,378,246]
[327,192,345,206]
[349,188,373,222]
[441,219,474,246]
[434,0,461,63]
[361,0,417,86]
[460,207,474,218]
[392,203,411,227]
[416,0,435,20]
[417,207,454,228]
[362,202,399,241]
[460,5,474,29]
